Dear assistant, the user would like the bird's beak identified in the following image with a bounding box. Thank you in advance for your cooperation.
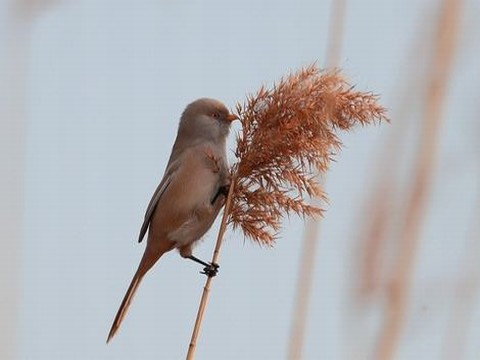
[225,113,239,122]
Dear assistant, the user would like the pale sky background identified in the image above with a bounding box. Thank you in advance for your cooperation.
[1,0,479,359]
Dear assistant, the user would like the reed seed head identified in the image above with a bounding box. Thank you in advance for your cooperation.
[228,64,388,245]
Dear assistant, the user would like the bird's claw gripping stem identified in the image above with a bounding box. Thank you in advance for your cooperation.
[201,262,220,277]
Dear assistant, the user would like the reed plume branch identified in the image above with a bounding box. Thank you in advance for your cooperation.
[230,64,387,245]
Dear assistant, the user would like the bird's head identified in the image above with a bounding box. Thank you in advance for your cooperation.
[178,98,238,143]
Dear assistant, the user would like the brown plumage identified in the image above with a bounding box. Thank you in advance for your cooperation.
[107,98,237,342]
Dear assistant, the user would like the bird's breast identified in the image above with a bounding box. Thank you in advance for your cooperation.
[149,145,226,246]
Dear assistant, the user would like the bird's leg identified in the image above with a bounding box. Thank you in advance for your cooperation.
[187,255,220,277]
[187,255,210,267]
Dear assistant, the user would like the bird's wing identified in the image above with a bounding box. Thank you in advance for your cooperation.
[137,160,180,243]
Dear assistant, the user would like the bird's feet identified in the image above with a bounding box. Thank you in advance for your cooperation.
[211,184,230,206]
[219,184,230,197]
[187,255,220,277]
[201,262,220,277]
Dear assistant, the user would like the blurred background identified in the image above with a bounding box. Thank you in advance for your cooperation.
[0,0,479,359]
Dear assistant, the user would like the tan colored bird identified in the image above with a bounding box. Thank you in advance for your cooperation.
[107,98,238,343]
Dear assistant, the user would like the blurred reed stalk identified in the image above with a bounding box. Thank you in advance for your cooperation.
[344,93,410,360]
[287,1,347,359]
[0,4,31,358]
[0,4,58,359]
[286,211,323,360]
[374,1,463,359]
[354,29,427,301]
[441,156,480,359]
[343,24,428,358]
[325,0,347,69]
[340,14,437,360]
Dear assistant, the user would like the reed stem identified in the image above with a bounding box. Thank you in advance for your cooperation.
[185,175,236,360]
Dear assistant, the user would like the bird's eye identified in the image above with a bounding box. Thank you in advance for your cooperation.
[211,112,220,119]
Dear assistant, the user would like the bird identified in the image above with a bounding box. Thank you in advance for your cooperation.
[107,98,238,343]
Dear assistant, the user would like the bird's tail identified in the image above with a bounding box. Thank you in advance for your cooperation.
[106,269,144,343]
[107,244,171,343]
